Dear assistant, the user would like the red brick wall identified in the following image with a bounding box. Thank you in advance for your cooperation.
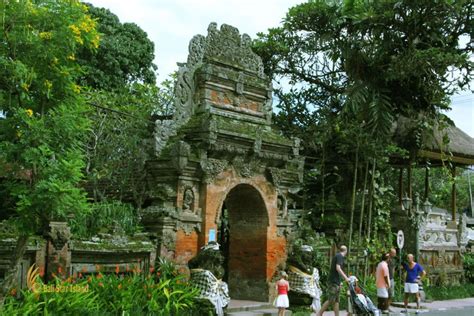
[174,230,199,265]
[173,168,288,300]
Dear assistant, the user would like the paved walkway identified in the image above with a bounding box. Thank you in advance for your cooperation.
[310,298,474,315]
[225,298,474,315]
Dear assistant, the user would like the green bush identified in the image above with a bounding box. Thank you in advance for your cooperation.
[462,252,474,283]
[424,283,474,301]
[3,260,201,315]
[70,200,142,238]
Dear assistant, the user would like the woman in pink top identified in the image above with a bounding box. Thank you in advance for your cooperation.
[375,253,391,312]
[274,271,290,316]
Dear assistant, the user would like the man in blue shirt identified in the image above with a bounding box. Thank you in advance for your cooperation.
[402,254,426,313]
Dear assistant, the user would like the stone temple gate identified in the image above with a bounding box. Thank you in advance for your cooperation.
[141,23,304,301]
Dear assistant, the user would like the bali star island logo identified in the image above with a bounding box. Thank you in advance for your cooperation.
[26,264,40,293]
[27,264,89,293]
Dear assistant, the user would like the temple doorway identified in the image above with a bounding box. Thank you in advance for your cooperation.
[218,184,269,301]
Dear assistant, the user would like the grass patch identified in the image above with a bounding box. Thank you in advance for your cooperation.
[425,283,474,301]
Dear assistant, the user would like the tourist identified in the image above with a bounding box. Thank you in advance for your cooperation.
[316,245,349,316]
[402,254,426,314]
[375,253,391,313]
[388,248,397,310]
[274,271,290,316]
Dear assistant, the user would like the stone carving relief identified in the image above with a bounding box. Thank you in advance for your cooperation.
[204,23,264,77]
[232,157,260,178]
[235,72,244,96]
[152,184,176,200]
[182,187,196,214]
[160,229,177,251]
[418,206,458,248]
[458,213,469,249]
[177,219,201,236]
[154,23,267,156]
[277,224,291,237]
[292,137,301,157]
[277,194,288,219]
[171,141,191,172]
[253,136,262,154]
[200,158,228,183]
[267,167,283,188]
[49,222,71,250]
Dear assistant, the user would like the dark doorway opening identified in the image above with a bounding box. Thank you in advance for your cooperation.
[219,184,269,301]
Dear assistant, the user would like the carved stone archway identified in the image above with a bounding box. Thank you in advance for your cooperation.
[142,22,304,303]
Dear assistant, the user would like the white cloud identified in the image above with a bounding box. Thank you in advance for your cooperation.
[85,0,473,137]
[87,0,300,80]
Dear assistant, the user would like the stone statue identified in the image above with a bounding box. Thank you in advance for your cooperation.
[183,188,194,213]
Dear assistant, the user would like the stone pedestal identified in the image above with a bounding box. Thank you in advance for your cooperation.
[46,221,71,280]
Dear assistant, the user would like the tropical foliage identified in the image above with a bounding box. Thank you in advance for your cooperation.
[0,0,100,301]
[3,260,200,315]
[254,0,473,261]
[77,3,157,90]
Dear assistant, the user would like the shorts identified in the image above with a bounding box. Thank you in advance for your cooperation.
[389,279,394,298]
[404,282,419,293]
[327,283,341,303]
[377,287,389,298]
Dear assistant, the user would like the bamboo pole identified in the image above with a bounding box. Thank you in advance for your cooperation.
[366,159,377,242]
[358,161,369,243]
[348,148,359,268]
[364,158,376,281]
[398,167,404,208]
[424,163,430,201]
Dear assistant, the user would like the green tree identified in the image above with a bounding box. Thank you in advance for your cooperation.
[64,3,170,237]
[254,0,472,255]
[77,3,157,90]
[0,0,99,302]
[255,0,472,135]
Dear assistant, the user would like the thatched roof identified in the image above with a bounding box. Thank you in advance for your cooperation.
[393,117,474,165]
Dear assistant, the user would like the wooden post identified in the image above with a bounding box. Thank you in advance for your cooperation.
[408,163,413,201]
[399,167,404,207]
[424,163,430,201]
[451,166,456,222]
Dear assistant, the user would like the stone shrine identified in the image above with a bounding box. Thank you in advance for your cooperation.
[141,23,304,301]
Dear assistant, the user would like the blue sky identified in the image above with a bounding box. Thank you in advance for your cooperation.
[87,0,473,137]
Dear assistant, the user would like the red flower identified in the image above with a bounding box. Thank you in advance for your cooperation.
[115,264,120,274]
[78,273,83,278]
[149,267,155,273]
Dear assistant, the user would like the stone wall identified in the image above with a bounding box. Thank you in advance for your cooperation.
[0,224,156,289]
